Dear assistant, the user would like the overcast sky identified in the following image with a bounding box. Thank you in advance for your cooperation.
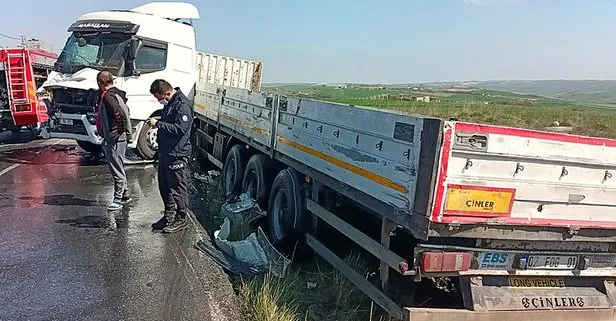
[1,0,615,83]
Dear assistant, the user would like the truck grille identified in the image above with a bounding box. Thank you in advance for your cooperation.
[52,88,97,115]
[56,122,88,135]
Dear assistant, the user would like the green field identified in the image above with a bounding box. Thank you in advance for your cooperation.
[265,84,616,139]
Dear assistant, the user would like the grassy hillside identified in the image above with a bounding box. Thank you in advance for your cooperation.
[476,80,616,105]
[264,84,616,139]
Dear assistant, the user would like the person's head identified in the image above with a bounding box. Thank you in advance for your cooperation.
[149,79,174,105]
[96,71,114,91]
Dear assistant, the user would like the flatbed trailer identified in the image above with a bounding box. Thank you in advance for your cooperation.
[192,80,616,320]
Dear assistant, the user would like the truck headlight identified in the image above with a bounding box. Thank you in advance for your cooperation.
[86,114,97,125]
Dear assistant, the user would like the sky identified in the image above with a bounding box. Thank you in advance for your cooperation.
[1,0,616,83]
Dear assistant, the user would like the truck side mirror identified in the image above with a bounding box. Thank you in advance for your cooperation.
[126,38,142,76]
[128,38,142,60]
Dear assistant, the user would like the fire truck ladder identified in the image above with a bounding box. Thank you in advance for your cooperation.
[6,51,31,109]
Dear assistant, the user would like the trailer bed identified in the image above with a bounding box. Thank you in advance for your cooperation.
[194,82,616,242]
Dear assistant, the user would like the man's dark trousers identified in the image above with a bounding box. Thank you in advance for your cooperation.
[158,155,189,215]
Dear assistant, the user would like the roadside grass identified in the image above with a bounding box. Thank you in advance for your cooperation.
[237,252,385,321]
[269,86,616,139]
[239,272,303,321]
[323,98,616,139]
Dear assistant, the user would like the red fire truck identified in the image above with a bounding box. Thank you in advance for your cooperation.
[0,46,57,134]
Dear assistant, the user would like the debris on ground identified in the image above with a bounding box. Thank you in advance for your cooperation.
[195,239,261,278]
[199,193,290,278]
[220,193,264,225]
[215,219,290,278]
[194,170,220,184]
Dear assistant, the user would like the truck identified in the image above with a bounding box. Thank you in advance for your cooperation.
[0,45,57,134]
[40,2,261,157]
[46,2,616,320]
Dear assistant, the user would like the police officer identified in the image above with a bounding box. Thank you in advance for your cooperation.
[147,79,193,233]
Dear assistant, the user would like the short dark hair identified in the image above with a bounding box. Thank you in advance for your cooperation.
[150,79,173,95]
[96,71,114,86]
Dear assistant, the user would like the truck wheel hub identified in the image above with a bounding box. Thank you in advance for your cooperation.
[146,126,158,150]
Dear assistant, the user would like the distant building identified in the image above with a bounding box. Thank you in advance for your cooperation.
[415,96,439,102]
[24,39,53,52]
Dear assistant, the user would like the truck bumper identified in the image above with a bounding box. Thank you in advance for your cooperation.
[45,113,101,144]
[44,113,141,149]
[405,307,616,321]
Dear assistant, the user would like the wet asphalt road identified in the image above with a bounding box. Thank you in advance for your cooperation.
[0,132,242,321]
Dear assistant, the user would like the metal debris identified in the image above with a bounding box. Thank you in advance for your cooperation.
[214,219,290,278]
[210,193,289,278]
[194,170,221,184]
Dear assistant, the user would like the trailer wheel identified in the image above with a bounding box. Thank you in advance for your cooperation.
[268,168,306,253]
[76,141,102,155]
[222,145,246,197]
[242,154,274,208]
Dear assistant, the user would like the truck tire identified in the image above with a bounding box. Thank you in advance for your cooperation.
[76,140,102,155]
[267,168,306,253]
[222,145,246,197]
[137,121,157,160]
[242,154,274,208]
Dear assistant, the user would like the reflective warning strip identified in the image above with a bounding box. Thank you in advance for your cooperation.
[220,113,270,137]
[28,86,36,104]
[194,102,216,114]
[276,136,408,194]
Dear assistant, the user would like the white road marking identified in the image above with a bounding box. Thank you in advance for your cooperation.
[0,164,20,177]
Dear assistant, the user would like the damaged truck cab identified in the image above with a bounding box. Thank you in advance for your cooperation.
[41,2,200,158]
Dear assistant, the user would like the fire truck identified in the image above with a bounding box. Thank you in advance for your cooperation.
[0,43,57,134]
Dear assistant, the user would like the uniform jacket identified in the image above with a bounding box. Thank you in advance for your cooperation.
[157,88,193,157]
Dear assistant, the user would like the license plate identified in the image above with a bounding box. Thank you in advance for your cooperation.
[444,185,516,217]
[508,276,565,288]
[59,119,73,125]
[525,255,578,270]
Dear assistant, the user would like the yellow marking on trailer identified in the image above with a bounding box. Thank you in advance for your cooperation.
[220,113,269,137]
[194,102,217,114]
[276,136,408,194]
[508,277,565,288]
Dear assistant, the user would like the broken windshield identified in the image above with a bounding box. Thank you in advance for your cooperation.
[55,33,130,75]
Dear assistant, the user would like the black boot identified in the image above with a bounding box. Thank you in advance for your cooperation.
[151,210,173,230]
[163,213,188,233]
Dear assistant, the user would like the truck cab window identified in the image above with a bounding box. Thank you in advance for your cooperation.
[134,45,167,73]
[56,34,129,74]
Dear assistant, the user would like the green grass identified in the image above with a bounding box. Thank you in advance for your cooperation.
[239,273,303,321]
[237,253,383,321]
[268,85,616,139]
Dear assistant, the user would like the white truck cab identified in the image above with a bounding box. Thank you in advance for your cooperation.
[41,2,200,159]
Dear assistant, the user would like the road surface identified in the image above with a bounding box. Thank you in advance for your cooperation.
[0,132,242,321]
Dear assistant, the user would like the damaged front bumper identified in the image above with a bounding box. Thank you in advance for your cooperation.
[43,112,101,144]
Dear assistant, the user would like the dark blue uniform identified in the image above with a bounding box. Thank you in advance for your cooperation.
[156,88,193,216]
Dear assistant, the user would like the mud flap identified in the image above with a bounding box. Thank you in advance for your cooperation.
[460,276,616,312]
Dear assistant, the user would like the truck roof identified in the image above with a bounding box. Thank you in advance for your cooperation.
[73,5,197,51]
[131,2,199,20]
